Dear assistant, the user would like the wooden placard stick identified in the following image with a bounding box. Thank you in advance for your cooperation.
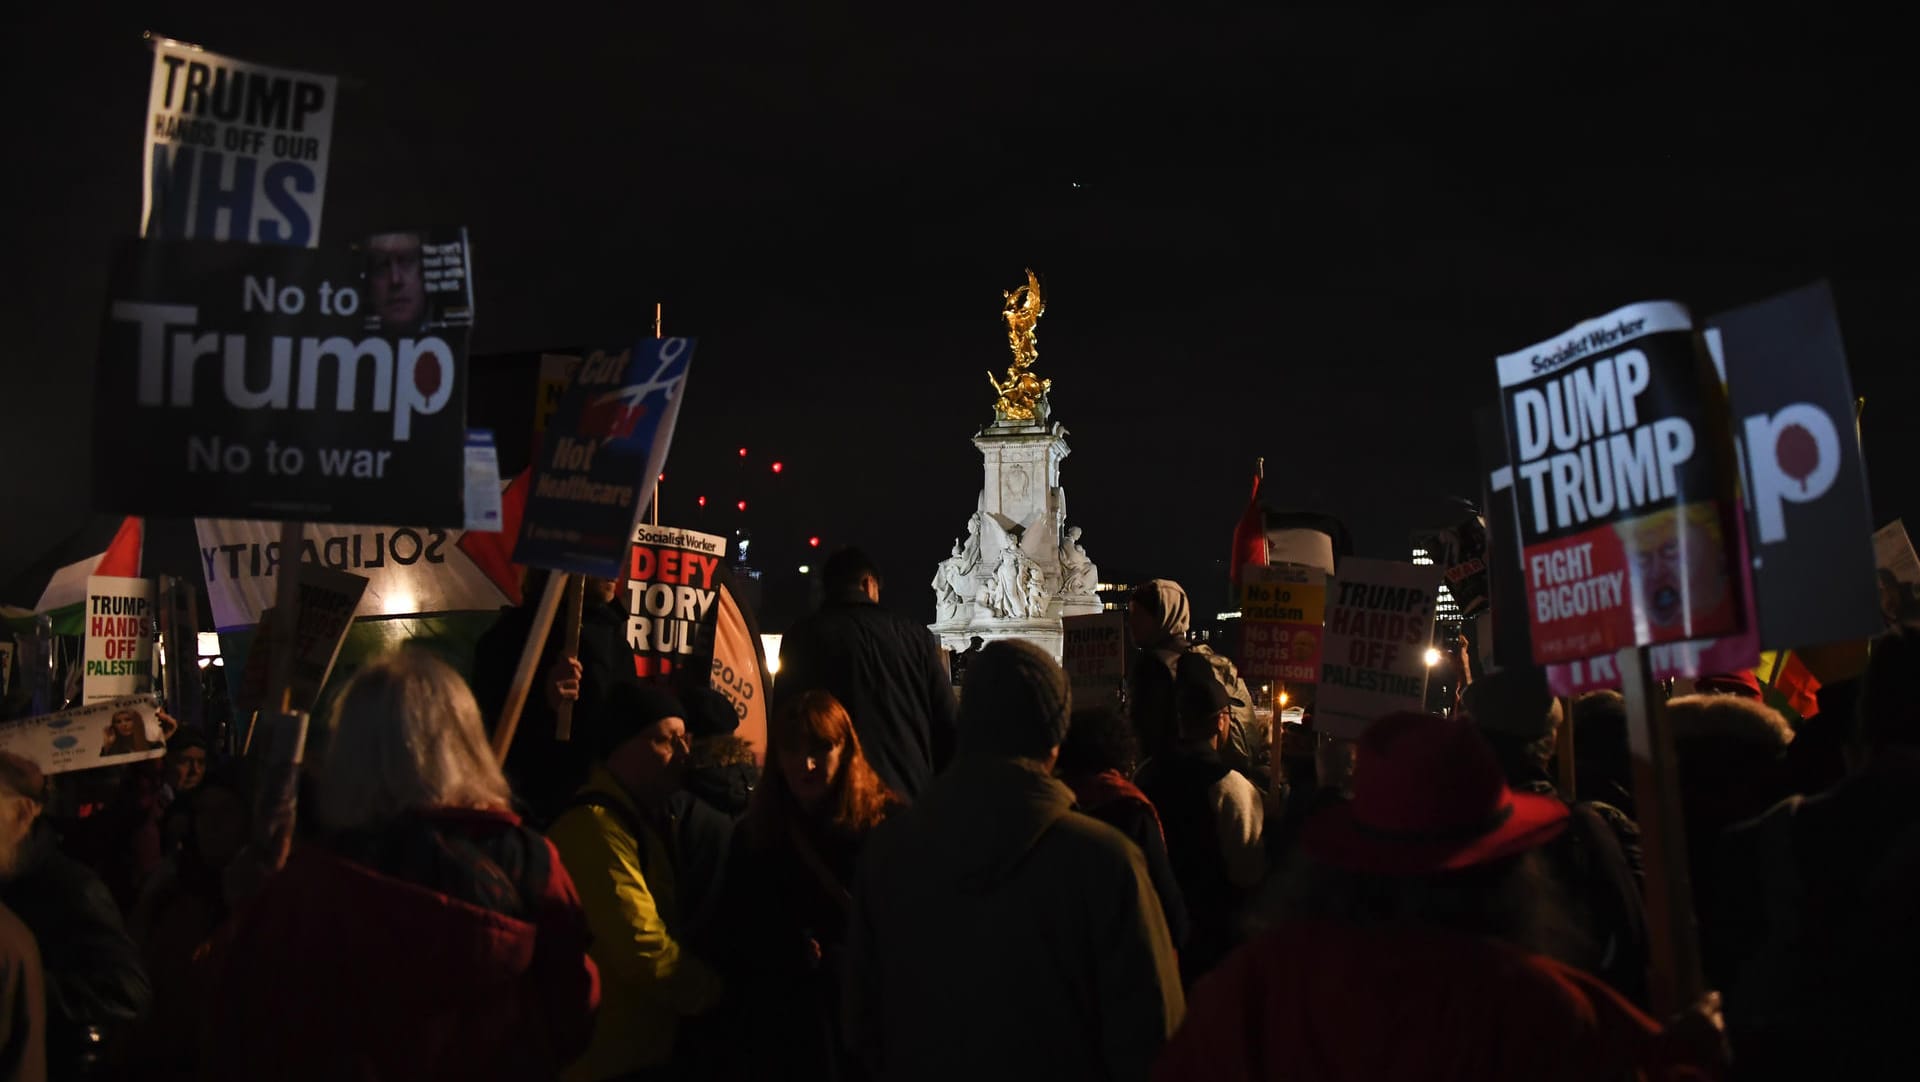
[1619,645,1706,1019]
[1556,695,1576,797]
[554,575,585,741]
[491,572,569,764]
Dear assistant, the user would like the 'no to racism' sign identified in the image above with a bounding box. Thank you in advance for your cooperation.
[1496,301,1744,665]
[93,230,474,526]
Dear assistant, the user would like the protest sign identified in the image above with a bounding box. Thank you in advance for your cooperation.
[232,563,368,717]
[1544,491,1760,695]
[1703,283,1881,648]
[93,230,473,525]
[622,524,726,679]
[1238,566,1325,686]
[142,38,337,247]
[1496,301,1744,665]
[515,339,694,578]
[1062,612,1127,708]
[533,353,579,437]
[194,518,511,630]
[0,697,168,775]
[1475,403,1532,673]
[83,576,155,702]
[1872,520,1920,627]
[710,583,771,761]
[1316,559,1440,738]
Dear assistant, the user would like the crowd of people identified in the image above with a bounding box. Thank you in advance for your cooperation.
[0,544,1914,1081]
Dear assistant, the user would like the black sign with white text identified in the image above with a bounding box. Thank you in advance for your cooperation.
[1706,282,1881,648]
[92,231,473,525]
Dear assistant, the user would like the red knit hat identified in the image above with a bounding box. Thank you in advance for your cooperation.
[1302,712,1568,875]
[1695,670,1764,700]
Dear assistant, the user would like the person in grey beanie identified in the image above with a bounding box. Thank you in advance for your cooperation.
[843,640,1185,1082]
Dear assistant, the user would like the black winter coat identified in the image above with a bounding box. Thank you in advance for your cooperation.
[774,597,957,801]
[0,826,151,1081]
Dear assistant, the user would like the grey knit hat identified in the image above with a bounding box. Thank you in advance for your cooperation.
[958,640,1071,759]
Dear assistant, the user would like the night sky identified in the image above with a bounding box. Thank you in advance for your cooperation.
[5,7,1918,630]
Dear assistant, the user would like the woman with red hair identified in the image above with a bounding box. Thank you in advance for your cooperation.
[693,689,899,1080]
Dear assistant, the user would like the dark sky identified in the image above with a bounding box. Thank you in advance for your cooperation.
[5,6,1918,628]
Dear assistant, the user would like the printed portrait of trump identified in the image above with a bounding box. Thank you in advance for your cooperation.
[1616,501,1736,640]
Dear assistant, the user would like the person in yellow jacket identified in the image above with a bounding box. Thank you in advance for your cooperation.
[548,682,722,1081]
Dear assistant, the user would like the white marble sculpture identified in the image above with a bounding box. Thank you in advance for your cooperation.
[1058,526,1098,597]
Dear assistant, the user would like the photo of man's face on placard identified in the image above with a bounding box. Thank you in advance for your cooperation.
[367,231,426,330]
[1617,502,1733,635]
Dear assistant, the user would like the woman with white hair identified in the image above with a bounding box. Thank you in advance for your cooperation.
[205,648,600,1082]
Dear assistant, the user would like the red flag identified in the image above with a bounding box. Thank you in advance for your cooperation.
[1228,459,1267,588]
[95,517,144,578]
[455,468,532,606]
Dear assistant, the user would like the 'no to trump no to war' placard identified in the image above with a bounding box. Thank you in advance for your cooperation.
[84,575,156,702]
[515,339,694,579]
[143,37,337,247]
[1315,559,1440,739]
[92,229,474,526]
[1497,301,1744,665]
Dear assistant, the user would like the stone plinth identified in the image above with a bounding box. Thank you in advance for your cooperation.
[930,415,1104,661]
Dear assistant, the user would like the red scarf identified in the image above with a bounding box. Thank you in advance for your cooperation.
[1066,769,1167,847]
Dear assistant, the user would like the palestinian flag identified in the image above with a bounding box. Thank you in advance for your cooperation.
[4,517,144,637]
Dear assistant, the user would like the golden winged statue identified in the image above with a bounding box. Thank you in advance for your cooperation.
[987,269,1051,422]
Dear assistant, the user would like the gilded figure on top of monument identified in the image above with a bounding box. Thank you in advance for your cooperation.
[987,268,1051,423]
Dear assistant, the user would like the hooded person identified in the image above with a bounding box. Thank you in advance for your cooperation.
[1155,712,1725,1081]
[1126,580,1253,769]
[845,640,1185,1082]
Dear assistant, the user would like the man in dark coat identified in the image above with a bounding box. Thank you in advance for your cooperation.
[845,641,1184,1081]
[1717,626,1920,1078]
[0,755,150,1081]
[776,548,957,801]
[0,755,46,1082]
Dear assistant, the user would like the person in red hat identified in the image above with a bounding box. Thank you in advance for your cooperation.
[1153,712,1724,1081]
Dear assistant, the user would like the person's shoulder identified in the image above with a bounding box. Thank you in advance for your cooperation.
[1044,808,1150,870]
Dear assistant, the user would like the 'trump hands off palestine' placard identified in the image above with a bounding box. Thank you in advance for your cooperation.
[143,38,337,247]
[1316,559,1440,739]
[84,576,155,702]
[515,339,694,579]
[1496,301,1743,665]
[92,230,473,526]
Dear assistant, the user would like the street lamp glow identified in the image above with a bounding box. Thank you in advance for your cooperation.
[1424,647,1442,667]
[798,565,811,574]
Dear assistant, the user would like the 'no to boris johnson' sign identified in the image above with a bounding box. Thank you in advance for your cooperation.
[92,230,474,526]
